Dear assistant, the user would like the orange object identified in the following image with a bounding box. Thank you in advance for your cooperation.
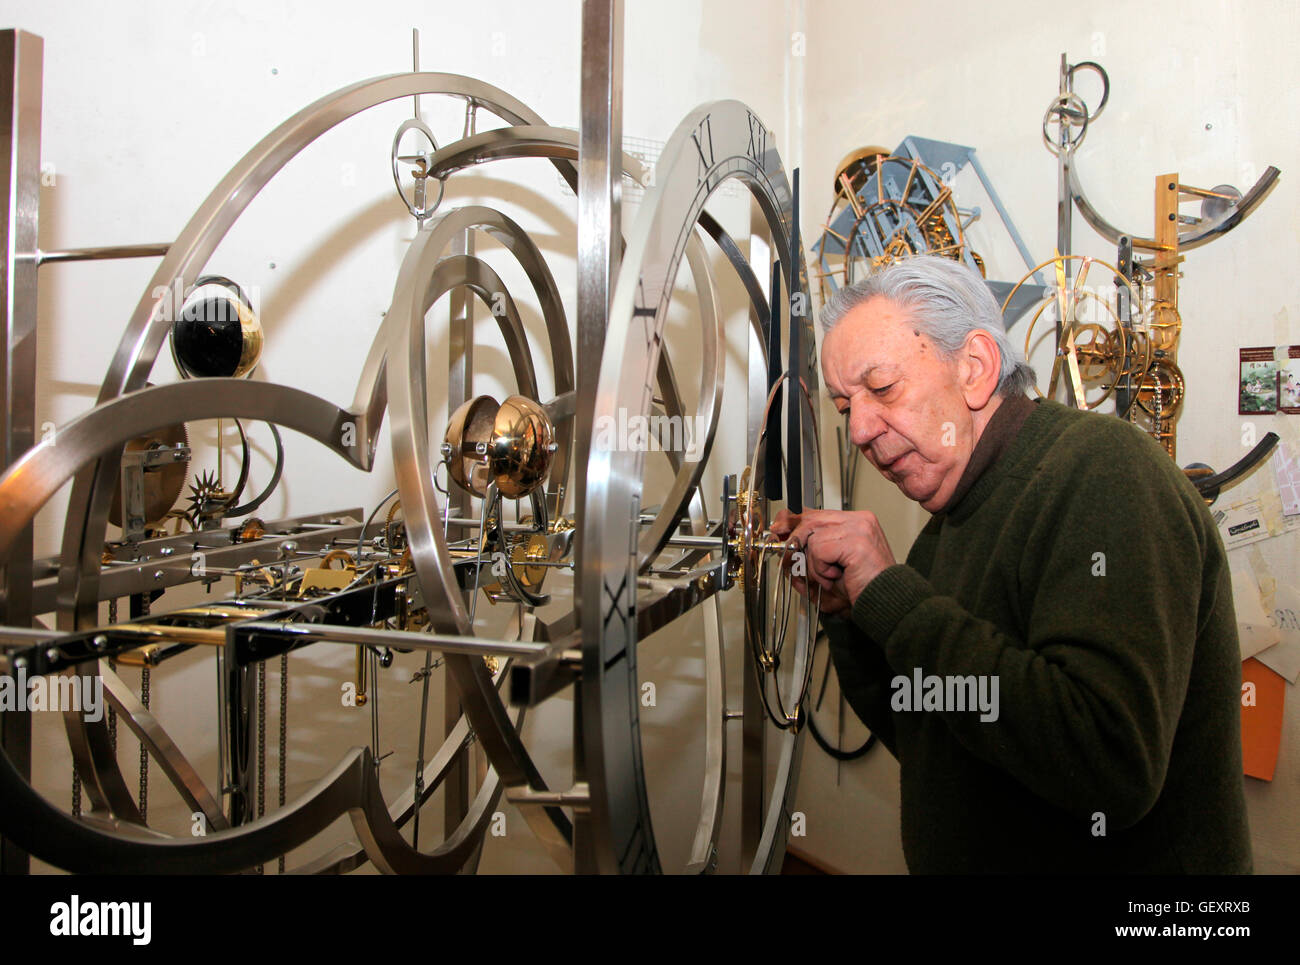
[1240,658,1285,781]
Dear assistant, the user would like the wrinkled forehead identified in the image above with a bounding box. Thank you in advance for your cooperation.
[822,296,932,385]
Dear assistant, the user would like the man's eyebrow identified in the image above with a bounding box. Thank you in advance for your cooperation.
[852,361,893,384]
[828,361,898,398]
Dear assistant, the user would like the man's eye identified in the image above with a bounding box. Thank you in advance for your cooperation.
[834,400,849,414]
[870,383,896,396]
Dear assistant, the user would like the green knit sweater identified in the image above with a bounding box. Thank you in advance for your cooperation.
[825,398,1252,873]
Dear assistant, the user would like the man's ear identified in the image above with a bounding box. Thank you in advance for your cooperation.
[959,330,1002,410]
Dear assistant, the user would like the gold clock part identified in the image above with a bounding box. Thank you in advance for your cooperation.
[443,394,557,499]
[108,423,191,530]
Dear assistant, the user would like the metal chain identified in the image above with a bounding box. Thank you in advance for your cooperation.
[77,597,124,815]
[1153,372,1166,454]
[138,665,150,821]
[254,660,267,874]
[278,653,288,874]
[257,660,267,821]
[107,598,118,753]
[137,594,150,821]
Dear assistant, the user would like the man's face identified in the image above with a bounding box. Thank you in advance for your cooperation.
[823,295,978,512]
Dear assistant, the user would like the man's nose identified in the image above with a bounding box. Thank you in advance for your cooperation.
[847,397,886,449]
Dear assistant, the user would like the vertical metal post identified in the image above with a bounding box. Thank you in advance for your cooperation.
[445,101,477,868]
[0,28,42,876]
[1153,173,1181,461]
[742,199,771,861]
[1114,235,1134,416]
[573,0,622,874]
[1055,54,1076,408]
[1055,53,1073,273]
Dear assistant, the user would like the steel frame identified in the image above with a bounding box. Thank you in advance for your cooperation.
[0,4,820,875]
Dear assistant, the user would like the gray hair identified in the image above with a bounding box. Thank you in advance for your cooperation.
[820,256,1036,397]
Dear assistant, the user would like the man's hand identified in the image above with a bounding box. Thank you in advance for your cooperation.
[770,507,897,615]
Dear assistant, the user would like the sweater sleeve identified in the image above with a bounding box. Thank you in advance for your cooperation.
[822,614,898,757]
[850,428,1214,830]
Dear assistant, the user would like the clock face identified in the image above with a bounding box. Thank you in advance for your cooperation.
[581,99,822,873]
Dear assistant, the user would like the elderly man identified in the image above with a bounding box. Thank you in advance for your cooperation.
[774,255,1250,873]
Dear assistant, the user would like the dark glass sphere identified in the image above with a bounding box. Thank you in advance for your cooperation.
[171,285,263,379]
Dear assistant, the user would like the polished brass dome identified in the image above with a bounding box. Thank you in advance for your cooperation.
[490,395,555,499]
[443,394,556,499]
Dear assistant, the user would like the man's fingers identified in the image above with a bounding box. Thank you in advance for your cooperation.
[808,559,843,588]
[770,509,801,538]
[771,506,833,539]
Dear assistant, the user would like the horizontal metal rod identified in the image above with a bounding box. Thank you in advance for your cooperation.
[118,623,227,646]
[444,517,539,533]
[30,511,363,612]
[664,534,727,550]
[1177,184,1237,201]
[0,628,63,649]
[31,243,171,265]
[662,534,796,553]
[237,621,551,660]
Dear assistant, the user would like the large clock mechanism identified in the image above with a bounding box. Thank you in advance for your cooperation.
[0,13,822,875]
[1020,54,1281,499]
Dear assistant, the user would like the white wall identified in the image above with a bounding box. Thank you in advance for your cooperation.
[797,0,1300,873]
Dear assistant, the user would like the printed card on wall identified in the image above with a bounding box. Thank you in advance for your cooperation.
[1239,346,1278,415]
[1214,496,1271,550]
[1280,346,1300,414]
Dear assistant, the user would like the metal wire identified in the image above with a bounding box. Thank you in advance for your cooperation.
[364,582,386,775]
[369,648,381,775]
[412,649,433,849]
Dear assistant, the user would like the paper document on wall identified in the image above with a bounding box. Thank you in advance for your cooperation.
[1273,441,1300,516]
[1255,582,1300,683]
[1215,497,1271,550]
[1230,565,1280,660]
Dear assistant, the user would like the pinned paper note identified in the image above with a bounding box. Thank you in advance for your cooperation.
[1240,658,1285,781]
[1273,441,1300,517]
[1255,582,1300,683]
[1215,497,1271,550]
[1230,565,1281,660]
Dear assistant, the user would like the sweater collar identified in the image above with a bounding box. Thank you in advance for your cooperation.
[934,393,1038,520]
